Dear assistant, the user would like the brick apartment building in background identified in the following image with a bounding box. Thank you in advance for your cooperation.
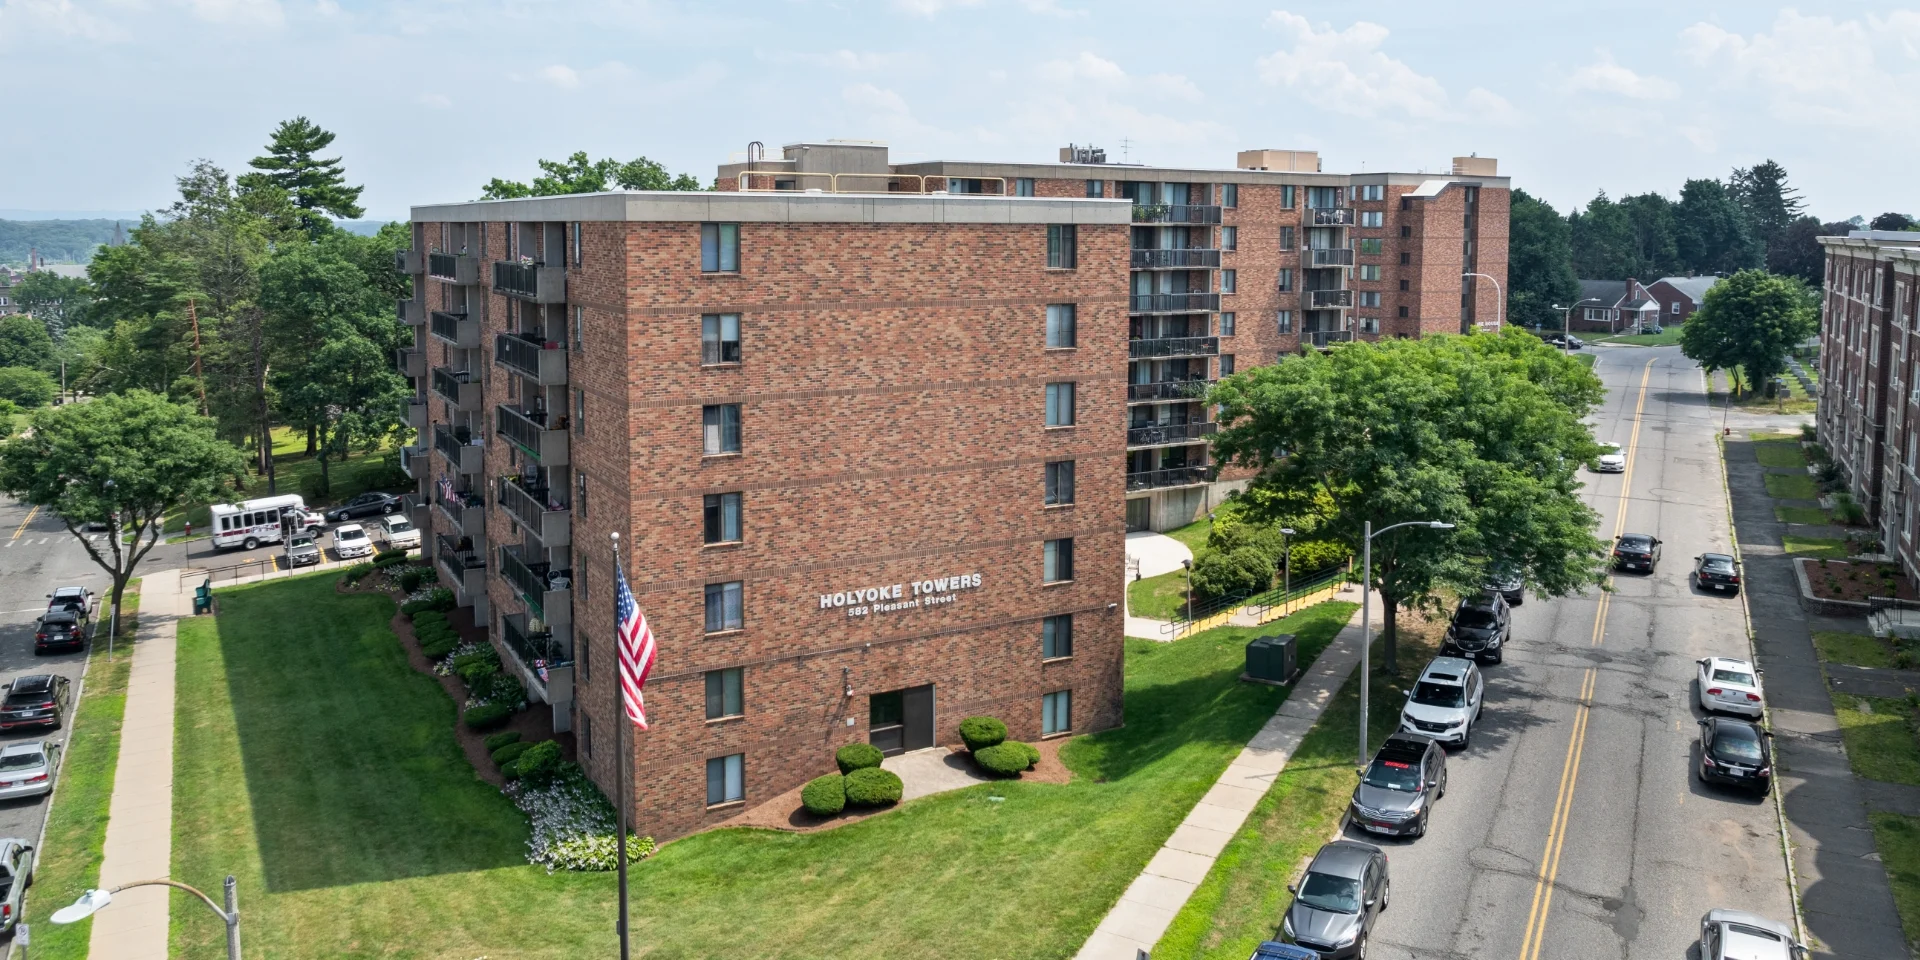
[396,189,1131,840]
[1816,230,1920,572]
[718,141,1509,530]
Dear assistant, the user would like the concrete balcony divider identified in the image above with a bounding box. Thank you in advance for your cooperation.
[429,310,481,348]
[435,532,487,605]
[395,249,423,274]
[502,611,573,704]
[428,251,480,285]
[399,443,429,479]
[499,544,572,629]
[405,397,429,432]
[432,423,484,475]
[494,333,569,386]
[492,261,568,304]
[394,348,425,379]
[497,477,571,547]
[433,483,486,538]
[429,366,481,411]
[397,298,425,326]
[496,405,569,465]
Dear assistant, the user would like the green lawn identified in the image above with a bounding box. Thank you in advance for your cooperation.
[1754,442,1809,469]
[1776,506,1833,525]
[1765,473,1821,500]
[1573,353,1596,369]
[173,570,1358,958]
[1784,536,1850,560]
[1831,693,1920,786]
[1163,508,1230,556]
[1869,812,1920,950]
[1591,327,1684,346]
[1815,630,1897,669]
[1130,568,1192,622]
[162,427,404,538]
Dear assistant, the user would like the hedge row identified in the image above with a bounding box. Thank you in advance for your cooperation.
[801,767,902,816]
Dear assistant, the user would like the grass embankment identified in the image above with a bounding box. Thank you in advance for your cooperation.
[1765,473,1821,501]
[1754,441,1809,469]
[173,569,1358,958]
[1711,367,1816,416]
[1592,327,1684,346]
[1127,513,1227,624]
[1573,353,1597,370]
[1784,536,1851,559]
[1776,506,1833,525]
[26,581,141,960]
[1869,812,1920,950]
[162,427,401,539]
[1814,630,1901,669]
[1830,693,1920,786]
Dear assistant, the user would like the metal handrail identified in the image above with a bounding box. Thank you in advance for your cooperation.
[1127,379,1214,402]
[503,613,573,671]
[1308,290,1354,308]
[497,405,556,452]
[429,366,476,403]
[732,171,1006,195]
[495,332,560,376]
[1131,204,1223,224]
[436,533,485,570]
[1127,421,1217,447]
[1131,248,1221,269]
[1125,465,1210,491]
[429,310,470,342]
[1303,330,1356,348]
[1310,208,1356,226]
[497,477,567,529]
[1130,292,1220,314]
[1128,336,1219,359]
[1310,248,1355,267]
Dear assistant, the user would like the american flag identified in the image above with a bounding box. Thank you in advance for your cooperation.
[615,551,657,729]
[437,475,456,504]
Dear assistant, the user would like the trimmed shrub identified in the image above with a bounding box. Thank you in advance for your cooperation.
[1189,546,1273,599]
[511,741,563,786]
[341,562,376,585]
[420,636,459,660]
[958,716,1008,753]
[973,741,1038,777]
[462,702,512,731]
[834,742,884,774]
[800,774,846,816]
[843,767,903,807]
[492,741,533,768]
[483,730,523,752]
[399,589,455,616]
[481,671,526,706]
[398,569,425,593]
[411,609,447,628]
[1019,741,1041,767]
[373,548,411,566]
[457,658,499,686]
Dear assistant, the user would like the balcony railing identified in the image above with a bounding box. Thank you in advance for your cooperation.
[429,310,480,348]
[1303,330,1357,348]
[496,405,569,465]
[394,348,425,379]
[395,249,423,274]
[1127,421,1219,448]
[1130,248,1221,270]
[1127,378,1213,403]
[1126,465,1211,492]
[1131,204,1222,225]
[399,443,428,479]
[498,477,571,547]
[432,423,483,474]
[1308,289,1354,309]
[495,332,568,386]
[1129,336,1219,359]
[499,544,572,626]
[1130,292,1220,314]
[428,251,479,284]
[492,261,567,304]
[434,481,485,537]
[1310,207,1356,227]
[1309,248,1355,267]
[503,611,573,677]
[397,298,424,326]
[429,366,481,409]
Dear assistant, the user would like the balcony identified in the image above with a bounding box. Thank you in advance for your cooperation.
[1131,248,1221,270]
[1129,336,1219,360]
[502,611,573,703]
[397,298,425,326]
[493,261,567,304]
[1308,289,1354,309]
[495,332,568,386]
[496,405,569,465]
[1309,248,1355,267]
[395,249,423,274]
[1127,378,1214,403]
[435,532,487,605]
[399,443,428,480]
[429,310,481,348]
[428,251,480,285]
[1130,292,1220,314]
[434,482,485,538]
[405,397,428,432]
[432,423,484,475]
[429,366,481,410]
[1131,204,1222,225]
[498,477,571,547]
[394,348,425,379]
[1310,207,1356,227]
[404,493,429,533]
[1127,421,1219,448]
[1303,330,1357,348]
[499,544,573,629]
[1126,465,1211,492]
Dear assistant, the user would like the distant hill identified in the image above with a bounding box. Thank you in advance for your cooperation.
[335,219,406,237]
[0,219,130,264]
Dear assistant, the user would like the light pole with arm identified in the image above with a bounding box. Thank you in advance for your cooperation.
[1280,527,1295,616]
[1358,519,1455,770]
[1464,272,1504,332]
[52,876,241,960]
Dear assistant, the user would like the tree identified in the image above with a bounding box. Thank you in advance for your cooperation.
[0,315,54,371]
[0,367,56,407]
[1768,216,1853,286]
[481,151,703,199]
[1871,213,1916,231]
[1674,178,1763,275]
[236,117,366,237]
[0,390,245,630]
[1729,160,1805,257]
[1568,191,1634,280]
[1680,269,1819,390]
[9,272,95,336]
[1209,331,1610,670]
[1618,192,1681,278]
[1507,189,1579,329]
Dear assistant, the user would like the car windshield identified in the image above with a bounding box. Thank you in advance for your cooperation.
[290,537,313,548]
[1364,758,1422,791]
[1711,668,1755,685]
[1455,608,1497,628]
[388,519,414,532]
[1702,557,1735,572]
[1411,681,1466,708]
[1296,871,1362,914]
[337,529,365,541]
[0,752,42,771]
[1712,731,1765,763]
[1619,537,1651,551]
[1726,923,1782,943]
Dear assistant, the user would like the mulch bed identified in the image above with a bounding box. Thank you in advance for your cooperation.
[1806,559,1920,603]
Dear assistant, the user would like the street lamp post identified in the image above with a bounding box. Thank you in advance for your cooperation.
[1358,519,1455,770]
[1280,527,1296,616]
[1181,558,1193,622]
[53,876,241,960]
[1463,272,1504,332]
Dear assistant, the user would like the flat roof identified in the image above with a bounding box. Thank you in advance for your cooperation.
[411,190,1133,225]
[888,159,1509,189]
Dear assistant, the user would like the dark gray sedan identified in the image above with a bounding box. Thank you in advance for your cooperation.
[1282,839,1388,958]
[1350,732,1446,838]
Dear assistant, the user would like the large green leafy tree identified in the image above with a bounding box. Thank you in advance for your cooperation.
[236,117,366,238]
[1507,189,1579,329]
[9,272,95,337]
[1729,160,1805,259]
[1209,331,1610,669]
[1680,269,1818,389]
[1570,191,1682,281]
[481,151,702,199]
[0,390,245,627]
[0,315,54,371]
[1768,216,1853,286]
[1674,178,1763,275]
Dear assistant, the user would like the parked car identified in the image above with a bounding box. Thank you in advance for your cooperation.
[46,585,93,619]
[33,609,85,654]
[1592,442,1626,473]
[1698,909,1808,960]
[1612,533,1662,572]
[1544,334,1584,350]
[1281,839,1389,958]
[1350,732,1447,838]
[1399,657,1485,748]
[376,513,421,551]
[0,675,70,730]
[331,524,373,559]
[1693,553,1742,593]
[1697,656,1765,717]
[1248,942,1322,960]
[1483,569,1524,606]
[0,741,59,801]
[1697,716,1773,794]
[325,492,403,522]
[1442,592,1510,664]
[0,838,34,934]
[284,534,321,568]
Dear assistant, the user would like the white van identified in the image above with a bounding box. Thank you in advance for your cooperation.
[209,495,312,551]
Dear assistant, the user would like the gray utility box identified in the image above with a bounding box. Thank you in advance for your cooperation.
[1243,634,1299,686]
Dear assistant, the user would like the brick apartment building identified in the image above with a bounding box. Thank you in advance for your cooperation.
[1816,230,1920,570]
[718,142,1509,530]
[396,190,1131,840]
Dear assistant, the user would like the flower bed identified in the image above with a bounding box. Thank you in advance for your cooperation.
[1806,559,1920,603]
[506,767,655,872]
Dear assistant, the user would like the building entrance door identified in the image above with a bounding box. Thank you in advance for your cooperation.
[1126,498,1151,531]
[869,684,934,756]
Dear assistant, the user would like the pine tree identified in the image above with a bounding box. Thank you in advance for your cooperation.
[1729,160,1805,255]
[237,117,366,237]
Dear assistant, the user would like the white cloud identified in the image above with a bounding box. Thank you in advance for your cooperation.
[1463,87,1520,126]
[892,0,979,15]
[1255,11,1459,121]
[188,0,282,26]
[0,0,128,42]
[1680,9,1920,127]
[764,48,912,72]
[540,64,581,88]
[1008,53,1232,158]
[1566,50,1678,100]
[843,82,910,116]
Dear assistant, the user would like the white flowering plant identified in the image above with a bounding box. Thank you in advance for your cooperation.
[506,766,656,871]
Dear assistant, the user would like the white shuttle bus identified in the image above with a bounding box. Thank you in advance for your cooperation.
[209,494,310,551]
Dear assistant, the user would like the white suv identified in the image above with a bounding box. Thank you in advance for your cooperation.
[331,524,374,559]
[1400,657,1485,748]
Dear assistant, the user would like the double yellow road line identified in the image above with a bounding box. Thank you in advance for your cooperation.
[9,505,38,541]
[1516,359,1655,960]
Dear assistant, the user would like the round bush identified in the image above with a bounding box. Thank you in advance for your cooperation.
[398,570,425,594]
[973,741,1037,777]
[511,741,563,785]
[835,742,884,774]
[843,767,903,807]
[800,774,847,816]
[958,716,1007,753]
[420,637,459,660]
[0,367,56,408]
[491,741,532,768]
[411,609,447,628]
[483,730,522,752]
[1020,741,1041,767]
[462,702,512,731]
[373,549,411,567]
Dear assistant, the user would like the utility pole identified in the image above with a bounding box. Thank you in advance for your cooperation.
[188,299,209,417]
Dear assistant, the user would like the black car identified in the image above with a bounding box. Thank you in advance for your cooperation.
[1350,733,1447,838]
[1282,839,1389,958]
[1698,717,1772,794]
[1613,533,1662,573]
[0,676,70,731]
[32,610,83,654]
[1484,569,1524,606]
[1442,593,1509,664]
[325,492,403,522]
[1693,553,1742,594]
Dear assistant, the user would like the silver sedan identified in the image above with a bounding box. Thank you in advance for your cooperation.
[0,741,57,802]
[1699,908,1808,960]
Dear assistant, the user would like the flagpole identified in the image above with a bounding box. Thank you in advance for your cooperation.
[611,531,631,960]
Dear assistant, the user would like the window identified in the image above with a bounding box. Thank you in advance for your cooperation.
[1045,461,1075,505]
[1221,354,1236,375]
[1398,306,1409,318]
[1359,317,1380,334]
[1671,301,1683,315]
[1222,269,1236,294]
[1015,178,1035,197]
[1399,225,1413,237]
[1400,252,1411,265]
[581,711,592,758]
[1221,312,1236,336]
[1585,308,1609,322]
[701,223,740,272]
[1280,226,1295,250]
[706,754,744,805]
[1042,615,1073,659]
[1360,211,1384,228]
[1358,238,1384,255]
[1047,225,1077,268]
[1281,185,1296,209]
[1276,268,1293,292]
[571,222,582,266]
[1307,186,1340,208]
[578,629,590,682]
[1222,183,1238,208]
[704,581,744,632]
[703,404,741,455]
[1358,291,1381,307]
[1045,383,1076,426]
[1042,690,1072,734]
[1359,184,1385,201]
[574,387,586,435]
[1046,304,1077,348]
[1222,226,1237,251]
[702,313,742,364]
[1277,310,1294,333]
[577,470,588,518]
[1085,179,1104,198]
[705,668,743,719]
[573,305,585,352]
[1043,538,1075,582]
[1400,197,1412,211]
[1358,265,1380,281]
[704,493,742,544]
[1399,279,1409,291]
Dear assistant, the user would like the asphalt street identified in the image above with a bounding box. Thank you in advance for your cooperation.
[1362,345,1797,960]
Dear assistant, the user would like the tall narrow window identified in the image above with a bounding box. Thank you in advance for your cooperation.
[1400,252,1411,265]
[581,711,593,759]
[573,305,585,352]
[1399,225,1412,238]
[704,581,744,632]
[703,404,741,455]
[1085,179,1104,198]
[1222,269,1237,294]
[702,314,742,364]
[1222,183,1238,208]
[574,388,586,435]
[1221,354,1236,375]
[578,629,590,682]
[706,754,745,805]
[1045,461,1075,505]
[1277,268,1294,291]
[704,492,743,544]
[705,668,744,719]
[1045,383,1076,427]
[577,470,588,518]
[571,221,582,266]
[1221,312,1236,336]
[1043,538,1074,583]
[701,223,740,272]
[1047,225,1077,269]
[1042,690,1072,734]
[1222,226,1238,251]
[1277,310,1294,334]
[1280,226,1296,250]
[1046,304,1077,348]
[1281,185,1296,209]
[1015,178,1035,197]
[1042,615,1073,659]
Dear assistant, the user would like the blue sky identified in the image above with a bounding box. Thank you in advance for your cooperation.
[2,0,1914,223]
